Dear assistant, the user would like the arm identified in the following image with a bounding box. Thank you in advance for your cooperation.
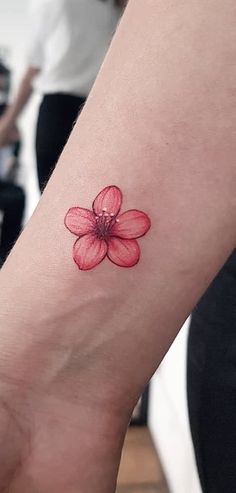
[0,66,39,147]
[0,0,236,491]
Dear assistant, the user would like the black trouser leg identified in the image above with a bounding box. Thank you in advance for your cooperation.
[36,93,86,192]
[0,181,25,261]
[187,250,236,493]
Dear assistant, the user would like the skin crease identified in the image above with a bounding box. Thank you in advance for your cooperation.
[0,0,235,491]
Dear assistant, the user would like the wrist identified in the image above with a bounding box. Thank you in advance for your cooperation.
[0,298,131,491]
[0,367,128,493]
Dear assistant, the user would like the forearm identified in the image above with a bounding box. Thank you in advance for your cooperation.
[0,0,235,490]
[1,0,236,386]
[2,66,38,126]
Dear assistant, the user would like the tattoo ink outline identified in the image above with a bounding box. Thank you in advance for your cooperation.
[64,185,151,270]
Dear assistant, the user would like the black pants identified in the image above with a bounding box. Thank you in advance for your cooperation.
[0,181,25,262]
[36,93,86,192]
[187,250,236,493]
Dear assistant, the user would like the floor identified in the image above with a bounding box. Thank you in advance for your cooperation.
[117,427,169,493]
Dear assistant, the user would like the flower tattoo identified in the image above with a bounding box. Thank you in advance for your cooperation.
[64,185,151,271]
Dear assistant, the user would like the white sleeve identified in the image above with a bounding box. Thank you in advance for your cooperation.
[26,0,53,68]
[27,35,44,69]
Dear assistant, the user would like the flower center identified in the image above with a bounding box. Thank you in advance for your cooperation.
[94,207,119,240]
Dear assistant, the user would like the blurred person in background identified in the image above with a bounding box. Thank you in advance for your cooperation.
[0,0,125,192]
[187,251,236,492]
[0,60,25,265]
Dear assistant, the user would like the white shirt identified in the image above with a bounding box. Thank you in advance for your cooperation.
[28,0,121,96]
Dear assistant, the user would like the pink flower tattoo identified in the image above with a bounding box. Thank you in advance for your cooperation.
[64,185,151,271]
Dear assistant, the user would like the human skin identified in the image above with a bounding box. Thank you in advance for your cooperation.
[0,67,39,147]
[0,0,236,491]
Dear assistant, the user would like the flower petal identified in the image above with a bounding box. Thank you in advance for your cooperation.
[107,238,140,268]
[111,209,151,239]
[65,208,95,236]
[93,186,122,216]
[73,234,107,270]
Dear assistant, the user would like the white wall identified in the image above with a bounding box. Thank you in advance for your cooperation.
[1,3,202,492]
[0,0,30,74]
